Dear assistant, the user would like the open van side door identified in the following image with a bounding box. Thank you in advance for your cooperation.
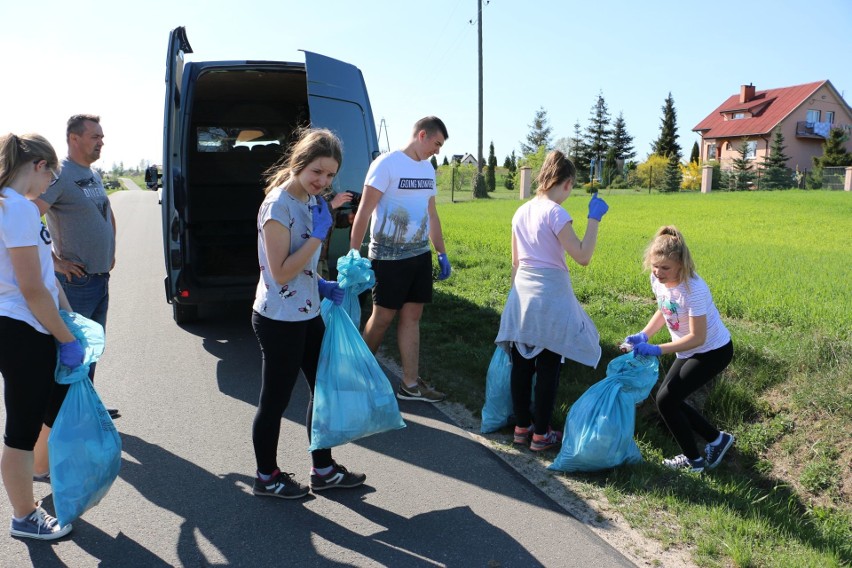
[304,51,379,195]
[162,26,193,304]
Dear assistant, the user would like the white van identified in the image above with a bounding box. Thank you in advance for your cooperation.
[161,27,379,323]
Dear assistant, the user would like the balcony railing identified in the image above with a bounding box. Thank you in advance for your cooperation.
[796,121,852,138]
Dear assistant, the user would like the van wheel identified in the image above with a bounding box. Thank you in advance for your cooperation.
[173,303,199,324]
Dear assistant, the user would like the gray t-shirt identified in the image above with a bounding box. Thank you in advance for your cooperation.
[40,158,115,273]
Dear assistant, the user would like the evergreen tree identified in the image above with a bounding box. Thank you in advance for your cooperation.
[813,127,852,167]
[570,120,589,182]
[662,154,683,192]
[520,107,552,155]
[472,172,489,198]
[510,150,517,172]
[486,141,497,192]
[442,156,449,166]
[651,92,682,160]
[503,155,512,169]
[603,147,618,187]
[430,156,438,170]
[581,93,612,177]
[762,129,793,189]
[690,141,700,164]
[609,112,636,162]
[729,140,754,190]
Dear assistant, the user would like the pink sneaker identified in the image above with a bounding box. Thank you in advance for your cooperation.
[530,428,563,452]
[513,425,534,445]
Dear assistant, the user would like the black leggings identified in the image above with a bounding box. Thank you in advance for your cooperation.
[0,316,68,450]
[655,341,734,460]
[510,346,562,435]
[251,311,332,473]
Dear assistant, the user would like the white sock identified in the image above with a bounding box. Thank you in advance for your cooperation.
[710,432,725,446]
[257,470,275,481]
[313,465,334,476]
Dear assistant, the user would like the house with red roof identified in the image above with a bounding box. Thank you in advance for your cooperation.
[692,80,852,171]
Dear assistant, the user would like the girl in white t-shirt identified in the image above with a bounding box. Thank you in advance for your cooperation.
[622,226,734,473]
[496,150,609,452]
[0,133,84,540]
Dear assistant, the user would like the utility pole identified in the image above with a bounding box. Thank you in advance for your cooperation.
[476,0,483,175]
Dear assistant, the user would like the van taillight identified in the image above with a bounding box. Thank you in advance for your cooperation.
[180,290,190,298]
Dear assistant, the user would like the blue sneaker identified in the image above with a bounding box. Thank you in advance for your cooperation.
[662,454,705,473]
[10,504,72,540]
[705,432,735,469]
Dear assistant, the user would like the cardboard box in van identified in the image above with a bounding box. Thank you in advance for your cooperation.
[161,26,379,323]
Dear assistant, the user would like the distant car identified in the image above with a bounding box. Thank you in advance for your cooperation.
[160,26,379,324]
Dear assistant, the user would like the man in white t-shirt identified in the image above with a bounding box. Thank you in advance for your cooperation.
[349,117,451,403]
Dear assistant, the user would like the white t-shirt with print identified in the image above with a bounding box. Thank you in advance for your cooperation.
[0,188,60,334]
[365,150,436,261]
[253,187,322,321]
[651,273,731,359]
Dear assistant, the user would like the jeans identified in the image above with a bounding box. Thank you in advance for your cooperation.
[56,272,109,382]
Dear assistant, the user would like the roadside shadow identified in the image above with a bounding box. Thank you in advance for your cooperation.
[117,433,545,566]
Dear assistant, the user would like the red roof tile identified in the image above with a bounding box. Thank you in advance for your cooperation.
[692,81,826,138]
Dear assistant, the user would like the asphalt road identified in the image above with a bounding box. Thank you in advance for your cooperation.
[0,189,635,567]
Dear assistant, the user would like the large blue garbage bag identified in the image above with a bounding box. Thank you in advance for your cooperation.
[310,302,406,450]
[321,249,375,328]
[481,347,512,433]
[49,311,121,526]
[549,352,659,473]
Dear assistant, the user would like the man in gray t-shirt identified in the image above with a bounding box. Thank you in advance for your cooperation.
[37,114,119,418]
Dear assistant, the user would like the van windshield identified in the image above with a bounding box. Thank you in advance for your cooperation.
[196,127,281,153]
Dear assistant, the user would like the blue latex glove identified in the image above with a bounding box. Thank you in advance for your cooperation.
[310,198,333,240]
[58,339,84,368]
[437,253,451,280]
[587,193,609,222]
[318,278,344,305]
[633,343,662,357]
[625,332,648,346]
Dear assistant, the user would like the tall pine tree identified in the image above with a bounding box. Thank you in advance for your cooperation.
[581,93,612,177]
[652,92,682,160]
[690,142,700,164]
[813,127,852,167]
[729,140,754,191]
[609,111,636,162]
[520,107,552,155]
[763,129,792,189]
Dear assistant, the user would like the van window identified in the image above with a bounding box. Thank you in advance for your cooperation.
[308,98,370,192]
[196,127,281,153]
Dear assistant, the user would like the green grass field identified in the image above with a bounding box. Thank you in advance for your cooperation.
[388,189,851,567]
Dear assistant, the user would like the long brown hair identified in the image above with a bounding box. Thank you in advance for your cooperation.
[0,133,59,198]
[535,150,576,194]
[643,225,697,285]
[263,128,342,195]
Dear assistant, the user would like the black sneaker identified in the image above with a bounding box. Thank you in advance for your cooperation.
[310,463,366,492]
[107,408,121,419]
[253,469,309,499]
[705,431,735,469]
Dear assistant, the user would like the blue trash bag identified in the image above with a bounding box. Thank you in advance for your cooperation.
[49,311,121,527]
[321,249,375,328]
[549,352,659,473]
[310,302,406,450]
[481,347,512,433]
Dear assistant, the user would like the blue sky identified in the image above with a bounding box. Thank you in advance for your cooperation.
[4,0,851,171]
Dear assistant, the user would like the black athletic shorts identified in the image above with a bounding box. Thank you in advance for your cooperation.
[371,252,433,310]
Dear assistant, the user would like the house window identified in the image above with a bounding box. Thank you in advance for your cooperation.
[707,143,717,159]
[733,112,745,120]
[806,109,821,124]
[826,111,835,124]
[745,141,757,160]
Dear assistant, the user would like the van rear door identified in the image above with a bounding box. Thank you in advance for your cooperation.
[162,26,193,304]
[304,52,379,268]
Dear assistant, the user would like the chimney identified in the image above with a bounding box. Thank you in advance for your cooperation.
[740,83,756,103]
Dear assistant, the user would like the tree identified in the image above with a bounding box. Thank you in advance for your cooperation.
[520,107,552,155]
[689,142,700,164]
[486,141,497,192]
[609,112,635,162]
[680,161,701,190]
[762,129,793,190]
[430,156,438,170]
[472,172,489,198]
[634,154,669,190]
[503,155,512,169]
[602,147,618,188]
[580,92,612,177]
[442,156,449,166]
[662,154,683,192]
[813,127,852,167]
[651,92,682,160]
[569,120,589,182]
[729,140,754,191]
